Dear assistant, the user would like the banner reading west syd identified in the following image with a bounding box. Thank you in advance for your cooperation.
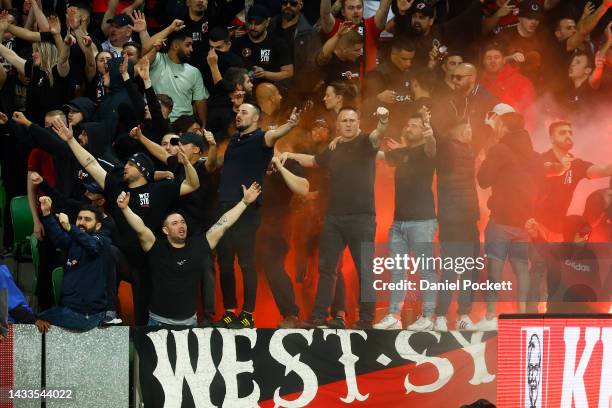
[497,315,612,408]
[134,328,497,407]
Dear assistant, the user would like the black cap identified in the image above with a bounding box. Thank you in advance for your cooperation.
[179,132,206,152]
[106,13,133,27]
[246,5,270,22]
[519,0,543,19]
[127,152,155,181]
[413,1,435,18]
[83,181,103,194]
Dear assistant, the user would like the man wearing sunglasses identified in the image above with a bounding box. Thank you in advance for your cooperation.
[270,0,321,99]
[436,62,498,154]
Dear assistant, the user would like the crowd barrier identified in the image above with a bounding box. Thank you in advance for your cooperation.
[0,314,610,407]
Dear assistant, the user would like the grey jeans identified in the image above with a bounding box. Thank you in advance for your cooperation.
[388,219,438,316]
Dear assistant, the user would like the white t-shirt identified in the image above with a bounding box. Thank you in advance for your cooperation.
[150,53,209,122]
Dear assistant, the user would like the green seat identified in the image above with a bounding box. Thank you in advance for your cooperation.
[30,235,40,295]
[52,267,63,305]
[10,196,34,259]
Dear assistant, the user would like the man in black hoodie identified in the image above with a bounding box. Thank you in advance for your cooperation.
[64,97,96,127]
[476,112,543,330]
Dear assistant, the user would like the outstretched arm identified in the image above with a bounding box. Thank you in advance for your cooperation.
[320,0,336,34]
[374,0,393,31]
[0,42,25,75]
[178,148,200,195]
[206,182,261,249]
[48,16,70,78]
[117,191,156,252]
[270,156,309,195]
[129,126,171,163]
[279,151,317,168]
[264,107,299,147]
[369,107,390,148]
[51,118,108,189]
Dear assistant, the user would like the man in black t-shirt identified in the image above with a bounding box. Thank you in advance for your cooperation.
[215,103,299,328]
[129,127,219,323]
[373,110,438,332]
[282,106,389,329]
[117,183,261,326]
[51,118,200,325]
[528,120,612,312]
[231,5,294,86]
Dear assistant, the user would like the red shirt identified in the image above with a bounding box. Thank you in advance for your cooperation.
[481,63,535,128]
[27,148,56,189]
[327,16,382,76]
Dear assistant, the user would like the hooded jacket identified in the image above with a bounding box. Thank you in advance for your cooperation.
[20,121,121,209]
[477,128,543,227]
[66,97,96,122]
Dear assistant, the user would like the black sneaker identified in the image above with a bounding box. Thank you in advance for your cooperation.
[351,320,373,330]
[301,318,329,329]
[229,311,254,329]
[327,315,346,329]
[214,311,238,328]
[199,316,215,327]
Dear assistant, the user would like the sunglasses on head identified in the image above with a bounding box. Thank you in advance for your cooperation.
[281,0,299,6]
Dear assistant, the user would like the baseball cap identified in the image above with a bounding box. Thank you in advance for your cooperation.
[519,0,543,19]
[179,132,206,152]
[106,13,133,27]
[83,181,103,194]
[246,5,270,22]
[413,1,435,18]
[492,103,516,116]
[127,152,155,181]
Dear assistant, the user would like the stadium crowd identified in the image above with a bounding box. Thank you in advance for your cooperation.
[0,0,611,338]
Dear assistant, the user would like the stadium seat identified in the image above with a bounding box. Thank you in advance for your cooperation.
[52,267,63,305]
[29,235,40,295]
[10,196,34,258]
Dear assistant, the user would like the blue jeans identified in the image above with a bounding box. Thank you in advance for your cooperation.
[388,219,438,316]
[38,306,105,331]
[484,221,529,263]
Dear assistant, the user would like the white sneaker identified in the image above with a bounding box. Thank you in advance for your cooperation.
[456,315,477,331]
[373,313,402,330]
[434,316,448,332]
[475,317,498,331]
[408,315,434,331]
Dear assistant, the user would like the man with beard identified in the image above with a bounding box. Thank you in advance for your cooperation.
[270,0,322,99]
[404,0,482,69]
[36,196,112,331]
[319,0,392,74]
[527,121,612,311]
[50,117,200,326]
[215,103,300,328]
[145,23,208,123]
[117,182,261,326]
[435,63,498,154]
[232,5,294,87]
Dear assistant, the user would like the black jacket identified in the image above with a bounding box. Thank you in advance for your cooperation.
[478,129,543,227]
